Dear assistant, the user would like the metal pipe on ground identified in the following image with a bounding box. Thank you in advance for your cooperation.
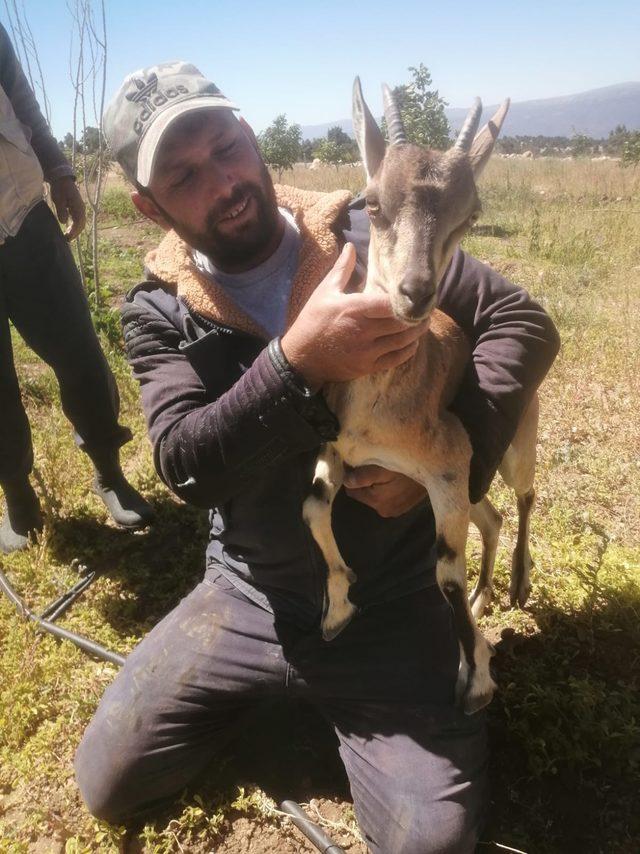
[0,565,344,853]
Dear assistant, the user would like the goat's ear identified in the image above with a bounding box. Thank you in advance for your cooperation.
[468,98,510,178]
[352,76,386,180]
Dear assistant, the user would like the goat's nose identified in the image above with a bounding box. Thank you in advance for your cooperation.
[398,275,436,316]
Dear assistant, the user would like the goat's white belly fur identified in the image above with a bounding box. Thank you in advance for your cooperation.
[328,378,430,484]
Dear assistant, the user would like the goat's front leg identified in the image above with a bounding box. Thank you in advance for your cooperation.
[424,453,496,715]
[303,444,357,640]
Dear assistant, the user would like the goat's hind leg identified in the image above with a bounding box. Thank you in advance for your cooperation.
[303,445,357,641]
[499,394,539,609]
[469,497,503,619]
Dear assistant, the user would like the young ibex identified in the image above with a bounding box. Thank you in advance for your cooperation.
[303,79,539,715]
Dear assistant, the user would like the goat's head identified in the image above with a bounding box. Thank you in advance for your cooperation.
[353,77,509,323]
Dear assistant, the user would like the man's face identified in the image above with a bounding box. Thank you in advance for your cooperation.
[141,110,280,270]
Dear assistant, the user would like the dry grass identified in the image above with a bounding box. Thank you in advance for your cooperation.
[0,158,639,853]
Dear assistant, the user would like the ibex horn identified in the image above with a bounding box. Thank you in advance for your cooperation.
[454,97,483,152]
[382,83,407,145]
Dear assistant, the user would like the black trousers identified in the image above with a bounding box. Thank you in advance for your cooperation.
[75,573,488,853]
[0,202,130,484]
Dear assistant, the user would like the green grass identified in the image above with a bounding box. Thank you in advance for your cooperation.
[99,186,139,224]
[1,159,639,852]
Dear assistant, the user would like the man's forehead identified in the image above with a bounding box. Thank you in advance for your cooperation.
[154,109,237,171]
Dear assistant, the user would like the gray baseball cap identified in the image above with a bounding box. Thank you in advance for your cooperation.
[103,60,238,187]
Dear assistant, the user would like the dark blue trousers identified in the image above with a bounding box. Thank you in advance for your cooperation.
[0,202,130,483]
[75,573,488,853]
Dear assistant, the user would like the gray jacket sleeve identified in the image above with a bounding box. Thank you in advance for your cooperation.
[0,23,74,182]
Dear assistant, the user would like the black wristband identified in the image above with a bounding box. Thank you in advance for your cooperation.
[268,337,315,397]
[268,338,340,441]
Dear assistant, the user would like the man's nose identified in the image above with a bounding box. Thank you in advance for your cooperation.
[202,159,235,198]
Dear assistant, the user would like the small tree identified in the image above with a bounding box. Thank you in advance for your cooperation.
[258,114,302,180]
[327,125,350,147]
[606,124,629,156]
[383,63,450,150]
[622,131,640,167]
[570,132,594,158]
[69,0,109,310]
[327,125,358,162]
[316,138,343,170]
[80,125,102,154]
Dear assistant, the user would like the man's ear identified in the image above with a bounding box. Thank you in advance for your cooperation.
[239,116,260,153]
[131,191,171,230]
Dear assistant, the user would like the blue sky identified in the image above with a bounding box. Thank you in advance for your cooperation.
[6,0,640,139]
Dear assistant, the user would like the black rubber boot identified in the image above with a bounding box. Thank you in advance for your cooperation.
[0,478,44,554]
[87,447,154,530]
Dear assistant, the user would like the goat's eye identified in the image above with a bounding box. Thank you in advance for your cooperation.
[366,199,380,216]
[469,211,480,225]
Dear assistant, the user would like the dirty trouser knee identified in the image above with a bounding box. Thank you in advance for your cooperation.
[0,202,130,482]
[74,576,290,825]
[75,575,488,849]
[325,700,487,853]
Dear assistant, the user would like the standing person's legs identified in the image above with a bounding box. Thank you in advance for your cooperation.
[0,202,152,528]
[1,203,129,453]
[75,574,290,825]
[0,272,33,484]
[0,248,42,551]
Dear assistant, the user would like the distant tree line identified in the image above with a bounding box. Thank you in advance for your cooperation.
[59,126,107,156]
[61,81,640,172]
[496,125,640,162]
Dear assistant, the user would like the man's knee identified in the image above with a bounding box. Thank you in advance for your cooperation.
[74,731,134,825]
[365,799,482,854]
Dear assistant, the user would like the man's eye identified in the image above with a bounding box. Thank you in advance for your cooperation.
[173,169,195,189]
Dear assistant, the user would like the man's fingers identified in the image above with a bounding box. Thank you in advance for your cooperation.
[55,200,69,224]
[65,199,86,241]
[359,291,398,319]
[66,219,84,241]
[332,242,357,291]
[374,340,419,372]
[374,320,428,352]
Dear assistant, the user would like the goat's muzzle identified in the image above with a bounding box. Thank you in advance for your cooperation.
[397,275,437,321]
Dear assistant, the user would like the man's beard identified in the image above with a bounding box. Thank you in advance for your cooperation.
[164,163,280,269]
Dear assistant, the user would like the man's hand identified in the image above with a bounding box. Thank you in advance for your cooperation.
[344,465,427,518]
[281,243,428,389]
[50,176,86,240]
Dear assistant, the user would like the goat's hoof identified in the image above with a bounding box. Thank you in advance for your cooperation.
[462,672,496,715]
[509,581,532,610]
[321,600,357,641]
[470,585,493,619]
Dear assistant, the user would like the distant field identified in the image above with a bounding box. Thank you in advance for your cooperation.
[0,158,638,853]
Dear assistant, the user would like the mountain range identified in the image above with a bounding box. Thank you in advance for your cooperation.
[300,82,640,141]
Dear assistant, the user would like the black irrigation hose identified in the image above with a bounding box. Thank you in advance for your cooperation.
[0,566,344,853]
[0,566,125,666]
[279,800,345,853]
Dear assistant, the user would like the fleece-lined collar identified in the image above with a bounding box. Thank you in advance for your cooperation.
[144,184,353,339]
